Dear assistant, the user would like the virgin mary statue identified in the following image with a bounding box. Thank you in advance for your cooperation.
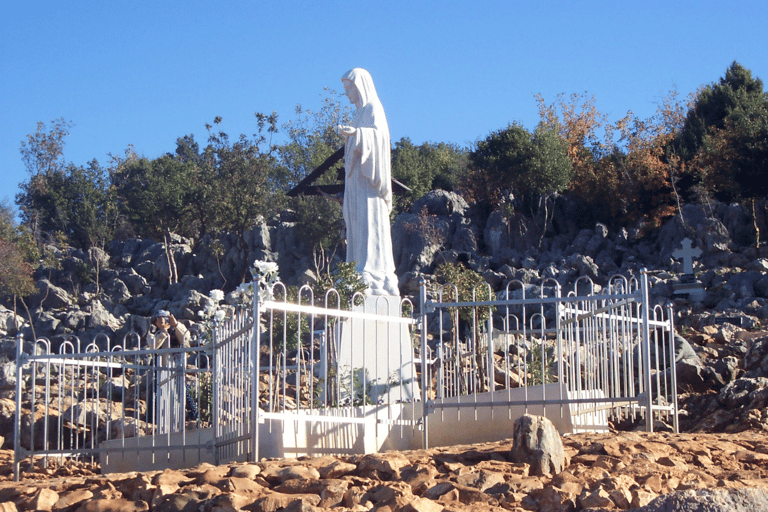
[337,68,399,296]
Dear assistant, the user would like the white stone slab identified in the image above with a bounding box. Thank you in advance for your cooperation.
[337,295,419,404]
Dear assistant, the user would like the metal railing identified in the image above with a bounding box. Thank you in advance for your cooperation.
[12,313,253,480]
[252,283,420,456]
[419,271,678,445]
[14,270,677,478]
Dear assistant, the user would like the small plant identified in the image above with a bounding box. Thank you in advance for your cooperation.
[313,255,367,309]
[336,367,376,406]
[73,259,94,285]
[526,341,554,385]
[352,368,376,406]
[433,262,494,326]
[190,371,213,423]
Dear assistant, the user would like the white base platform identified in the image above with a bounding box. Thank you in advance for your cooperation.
[100,384,609,473]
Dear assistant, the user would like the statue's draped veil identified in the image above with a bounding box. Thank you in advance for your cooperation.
[341,68,393,210]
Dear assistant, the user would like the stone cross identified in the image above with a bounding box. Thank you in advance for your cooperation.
[672,238,702,275]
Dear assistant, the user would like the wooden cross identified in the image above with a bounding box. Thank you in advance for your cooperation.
[672,238,702,274]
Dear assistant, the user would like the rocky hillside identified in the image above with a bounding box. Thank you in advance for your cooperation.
[4,193,768,343]
[3,191,768,434]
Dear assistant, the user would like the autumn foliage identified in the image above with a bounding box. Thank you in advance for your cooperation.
[535,89,697,229]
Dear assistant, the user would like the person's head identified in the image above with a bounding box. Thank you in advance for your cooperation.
[153,310,171,329]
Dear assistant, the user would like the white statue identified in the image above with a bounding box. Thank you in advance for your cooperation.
[337,68,399,296]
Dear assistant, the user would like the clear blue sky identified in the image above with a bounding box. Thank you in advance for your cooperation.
[2,1,766,213]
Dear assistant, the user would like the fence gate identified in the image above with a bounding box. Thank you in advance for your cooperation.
[209,309,257,464]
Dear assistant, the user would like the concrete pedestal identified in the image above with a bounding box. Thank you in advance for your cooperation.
[672,274,706,302]
[337,295,419,404]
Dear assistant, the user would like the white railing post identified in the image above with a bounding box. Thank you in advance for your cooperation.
[667,304,679,433]
[419,278,429,449]
[487,298,495,395]
[211,317,221,464]
[640,269,654,432]
[13,333,23,482]
[251,277,261,462]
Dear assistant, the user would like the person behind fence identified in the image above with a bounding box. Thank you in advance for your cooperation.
[149,310,198,430]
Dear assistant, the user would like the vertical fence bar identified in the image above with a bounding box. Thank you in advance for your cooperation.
[640,269,654,432]
[212,318,220,464]
[419,278,429,450]
[13,334,23,482]
[251,279,261,462]
[667,304,679,433]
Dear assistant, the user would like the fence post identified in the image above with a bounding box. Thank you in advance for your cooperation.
[13,333,23,482]
[640,269,654,432]
[419,278,429,450]
[251,278,261,462]
[667,304,679,434]
[487,290,495,394]
[211,316,221,465]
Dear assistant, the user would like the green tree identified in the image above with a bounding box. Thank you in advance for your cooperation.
[682,62,768,244]
[112,154,195,283]
[0,238,36,334]
[17,118,71,242]
[465,122,572,214]
[0,208,37,336]
[390,137,468,213]
[19,118,71,178]
[17,119,115,250]
[278,90,352,253]
[680,61,768,159]
[203,113,287,247]
[700,110,768,244]
[278,90,350,188]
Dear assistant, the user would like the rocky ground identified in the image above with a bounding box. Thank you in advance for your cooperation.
[2,429,768,511]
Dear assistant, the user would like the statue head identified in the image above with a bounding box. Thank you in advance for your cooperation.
[342,79,361,107]
[341,68,380,108]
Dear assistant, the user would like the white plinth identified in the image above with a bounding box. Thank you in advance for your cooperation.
[337,295,419,404]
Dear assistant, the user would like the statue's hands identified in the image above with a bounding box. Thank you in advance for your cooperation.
[337,125,356,137]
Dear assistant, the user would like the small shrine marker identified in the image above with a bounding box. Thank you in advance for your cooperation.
[672,238,702,275]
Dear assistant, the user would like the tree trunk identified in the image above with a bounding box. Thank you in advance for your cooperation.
[11,295,19,334]
[163,231,179,285]
[537,194,551,251]
[19,296,35,342]
[752,198,760,248]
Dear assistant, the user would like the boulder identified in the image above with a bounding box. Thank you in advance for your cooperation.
[28,279,74,310]
[636,487,768,512]
[392,212,450,276]
[0,307,23,336]
[102,276,132,304]
[510,414,568,476]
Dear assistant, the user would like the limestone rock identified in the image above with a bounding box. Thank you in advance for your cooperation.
[636,487,768,512]
[28,279,74,310]
[511,414,568,476]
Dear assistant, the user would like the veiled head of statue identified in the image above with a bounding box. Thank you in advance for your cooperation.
[341,68,379,107]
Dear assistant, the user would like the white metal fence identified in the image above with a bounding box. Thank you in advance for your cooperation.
[420,272,678,445]
[13,270,677,479]
[11,312,255,481]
